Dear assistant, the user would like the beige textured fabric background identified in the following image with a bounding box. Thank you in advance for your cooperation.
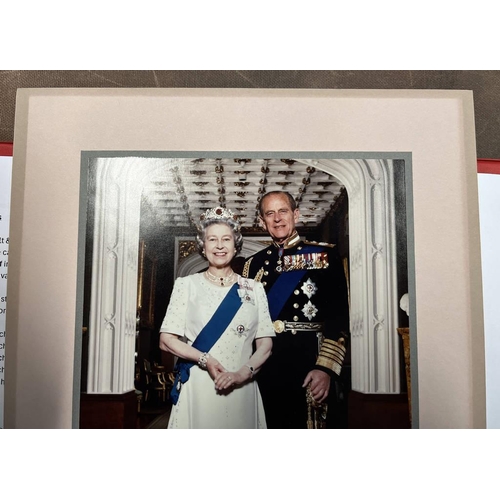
[1,70,499,158]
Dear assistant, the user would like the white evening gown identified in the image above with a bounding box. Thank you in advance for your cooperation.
[160,273,274,429]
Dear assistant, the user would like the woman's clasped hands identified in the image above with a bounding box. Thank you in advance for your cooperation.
[208,356,250,393]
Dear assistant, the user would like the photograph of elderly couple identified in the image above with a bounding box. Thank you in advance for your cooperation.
[78,154,411,429]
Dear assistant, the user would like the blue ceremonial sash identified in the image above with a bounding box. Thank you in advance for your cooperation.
[267,245,316,321]
[170,282,242,405]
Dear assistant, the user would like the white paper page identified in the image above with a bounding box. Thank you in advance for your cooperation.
[478,172,500,428]
[0,155,12,428]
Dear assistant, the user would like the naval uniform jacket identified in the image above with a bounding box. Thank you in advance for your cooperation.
[242,233,350,400]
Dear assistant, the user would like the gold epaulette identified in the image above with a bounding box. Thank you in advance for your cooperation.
[242,257,252,278]
[304,240,336,248]
[242,257,264,282]
[254,268,264,282]
[316,337,346,376]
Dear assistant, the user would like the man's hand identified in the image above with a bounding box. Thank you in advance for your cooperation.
[302,369,330,403]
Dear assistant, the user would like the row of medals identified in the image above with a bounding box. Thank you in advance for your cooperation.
[276,248,329,273]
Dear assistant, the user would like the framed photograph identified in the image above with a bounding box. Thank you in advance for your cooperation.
[5,89,483,429]
[80,152,409,430]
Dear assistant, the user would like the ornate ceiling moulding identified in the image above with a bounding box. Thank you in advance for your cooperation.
[142,157,346,231]
[234,171,250,179]
[313,191,328,198]
[215,159,224,173]
[234,158,252,165]
[150,190,170,195]
[233,158,251,182]
[215,162,226,212]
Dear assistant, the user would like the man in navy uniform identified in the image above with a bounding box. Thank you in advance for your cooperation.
[242,191,350,428]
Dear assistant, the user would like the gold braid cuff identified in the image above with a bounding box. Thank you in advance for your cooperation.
[316,338,346,376]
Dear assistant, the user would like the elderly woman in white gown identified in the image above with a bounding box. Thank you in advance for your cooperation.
[159,207,274,429]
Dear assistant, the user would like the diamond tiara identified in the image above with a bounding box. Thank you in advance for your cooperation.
[199,206,241,230]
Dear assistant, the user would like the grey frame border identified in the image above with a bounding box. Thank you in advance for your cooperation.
[75,150,416,429]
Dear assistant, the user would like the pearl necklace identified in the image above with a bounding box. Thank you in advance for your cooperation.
[205,269,235,287]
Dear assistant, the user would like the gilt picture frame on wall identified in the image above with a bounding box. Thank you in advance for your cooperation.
[5,88,484,430]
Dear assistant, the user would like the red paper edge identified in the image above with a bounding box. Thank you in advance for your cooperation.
[478,158,500,175]
[0,142,13,156]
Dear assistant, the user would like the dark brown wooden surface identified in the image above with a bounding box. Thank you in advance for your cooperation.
[79,390,138,429]
[1,70,500,158]
[348,391,411,429]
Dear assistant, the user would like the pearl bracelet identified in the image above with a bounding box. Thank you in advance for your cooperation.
[198,352,209,369]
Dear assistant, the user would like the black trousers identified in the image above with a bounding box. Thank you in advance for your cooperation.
[258,379,348,429]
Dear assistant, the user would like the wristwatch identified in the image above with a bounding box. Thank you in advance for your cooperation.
[245,364,255,378]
